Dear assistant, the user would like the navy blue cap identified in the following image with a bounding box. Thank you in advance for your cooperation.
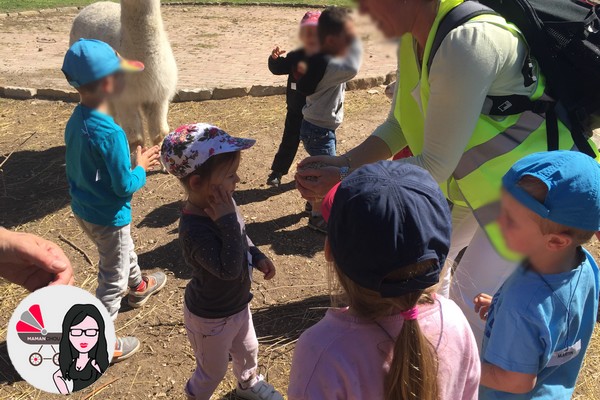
[62,39,144,88]
[503,151,600,231]
[327,161,452,297]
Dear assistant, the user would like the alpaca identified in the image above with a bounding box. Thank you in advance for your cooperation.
[70,0,178,148]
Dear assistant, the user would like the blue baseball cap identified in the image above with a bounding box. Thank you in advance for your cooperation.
[503,151,600,231]
[326,161,452,297]
[62,39,144,88]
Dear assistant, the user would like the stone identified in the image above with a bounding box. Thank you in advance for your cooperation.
[174,88,213,102]
[211,87,249,100]
[3,86,37,100]
[249,85,286,97]
[37,88,79,102]
[385,71,397,85]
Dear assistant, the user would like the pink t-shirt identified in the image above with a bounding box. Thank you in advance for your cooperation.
[288,295,480,400]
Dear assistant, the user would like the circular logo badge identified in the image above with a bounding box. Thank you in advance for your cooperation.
[6,285,116,394]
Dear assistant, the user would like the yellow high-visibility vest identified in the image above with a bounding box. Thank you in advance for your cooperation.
[394,0,599,260]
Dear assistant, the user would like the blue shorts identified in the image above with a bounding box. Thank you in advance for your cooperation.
[300,120,336,156]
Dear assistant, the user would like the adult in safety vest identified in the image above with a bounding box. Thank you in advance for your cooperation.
[295,0,599,342]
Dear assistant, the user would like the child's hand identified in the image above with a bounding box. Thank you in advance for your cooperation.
[204,185,236,221]
[255,258,276,280]
[474,293,493,321]
[136,145,161,171]
[296,61,308,75]
[271,46,286,59]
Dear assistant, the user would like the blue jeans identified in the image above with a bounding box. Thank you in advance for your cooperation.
[300,120,336,156]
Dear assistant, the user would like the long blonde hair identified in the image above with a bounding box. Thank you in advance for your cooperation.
[329,260,440,400]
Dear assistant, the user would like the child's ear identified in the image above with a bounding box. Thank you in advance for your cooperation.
[188,175,204,192]
[545,233,572,251]
[324,237,333,262]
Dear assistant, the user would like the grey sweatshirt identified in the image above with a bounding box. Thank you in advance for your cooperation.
[297,39,363,130]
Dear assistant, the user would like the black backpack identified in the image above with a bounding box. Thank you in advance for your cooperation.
[428,0,600,157]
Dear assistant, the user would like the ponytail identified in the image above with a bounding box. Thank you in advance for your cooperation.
[385,302,439,400]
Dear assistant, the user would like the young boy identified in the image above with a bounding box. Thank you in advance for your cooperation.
[266,11,321,188]
[62,39,167,360]
[474,151,600,399]
[296,6,362,233]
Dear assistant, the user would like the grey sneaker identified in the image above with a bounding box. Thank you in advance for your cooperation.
[307,215,327,234]
[128,271,167,308]
[236,375,283,400]
[112,336,140,363]
[266,172,282,187]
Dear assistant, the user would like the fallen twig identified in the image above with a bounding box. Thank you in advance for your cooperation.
[0,132,36,170]
[83,377,119,400]
[59,234,94,266]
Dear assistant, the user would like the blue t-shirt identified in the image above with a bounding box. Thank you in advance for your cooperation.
[480,248,599,399]
[64,104,146,227]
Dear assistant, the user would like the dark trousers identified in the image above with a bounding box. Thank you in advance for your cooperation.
[270,111,303,175]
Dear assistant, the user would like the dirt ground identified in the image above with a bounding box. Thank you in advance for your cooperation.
[0,92,599,400]
[0,5,397,91]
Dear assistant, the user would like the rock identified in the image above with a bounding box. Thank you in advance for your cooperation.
[385,71,397,85]
[37,88,79,102]
[249,85,286,97]
[212,87,250,100]
[3,86,37,100]
[174,88,212,102]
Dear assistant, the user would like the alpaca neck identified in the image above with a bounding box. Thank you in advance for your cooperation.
[120,0,164,39]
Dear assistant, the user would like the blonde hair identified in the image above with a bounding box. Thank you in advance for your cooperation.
[518,175,595,244]
[329,260,440,400]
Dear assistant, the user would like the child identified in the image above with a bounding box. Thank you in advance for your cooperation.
[296,6,362,233]
[288,161,481,400]
[62,39,167,360]
[160,123,283,400]
[266,11,321,188]
[474,151,600,399]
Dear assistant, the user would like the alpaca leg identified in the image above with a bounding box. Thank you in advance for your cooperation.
[118,106,145,152]
[145,100,170,146]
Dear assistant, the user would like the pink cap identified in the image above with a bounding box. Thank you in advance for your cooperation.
[321,182,341,223]
[301,11,321,27]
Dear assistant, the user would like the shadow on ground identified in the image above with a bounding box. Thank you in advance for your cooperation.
[234,182,296,206]
[0,146,69,228]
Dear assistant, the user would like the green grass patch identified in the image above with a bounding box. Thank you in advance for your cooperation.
[0,0,351,13]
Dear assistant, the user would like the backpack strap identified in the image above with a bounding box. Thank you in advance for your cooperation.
[427,1,498,73]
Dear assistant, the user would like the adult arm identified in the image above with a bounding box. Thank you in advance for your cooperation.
[53,369,70,395]
[186,213,246,281]
[97,129,146,198]
[0,227,74,290]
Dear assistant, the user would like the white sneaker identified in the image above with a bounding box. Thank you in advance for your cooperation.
[235,375,283,400]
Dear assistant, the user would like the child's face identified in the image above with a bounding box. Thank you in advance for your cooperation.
[209,154,241,196]
[105,72,126,97]
[323,20,356,56]
[498,190,547,256]
[300,25,320,55]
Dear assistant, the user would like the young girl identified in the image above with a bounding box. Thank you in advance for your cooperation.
[161,123,283,400]
[288,161,481,400]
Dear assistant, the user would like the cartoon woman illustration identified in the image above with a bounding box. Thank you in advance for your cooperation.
[53,304,109,394]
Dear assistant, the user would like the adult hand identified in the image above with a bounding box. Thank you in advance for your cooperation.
[271,46,286,59]
[204,185,236,221]
[0,228,75,291]
[473,293,493,321]
[136,145,161,171]
[295,166,342,201]
[255,258,276,280]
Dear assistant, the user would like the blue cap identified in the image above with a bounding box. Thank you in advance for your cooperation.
[327,161,452,297]
[62,39,144,88]
[503,151,600,231]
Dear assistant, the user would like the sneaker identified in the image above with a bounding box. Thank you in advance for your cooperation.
[235,375,283,400]
[266,172,282,187]
[304,201,312,214]
[112,336,140,363]
[128,271,167,308]
[308,215,327,234]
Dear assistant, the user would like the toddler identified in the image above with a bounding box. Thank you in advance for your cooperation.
[288,161,480,400]
[474,151,600,398]
[296,6,362,233]
[267,11,321,188]
[160,123,283,400]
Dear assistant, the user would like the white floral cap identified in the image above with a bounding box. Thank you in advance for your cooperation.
[160,123,256,178]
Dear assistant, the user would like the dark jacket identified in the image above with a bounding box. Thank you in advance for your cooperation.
[268,48,307,116]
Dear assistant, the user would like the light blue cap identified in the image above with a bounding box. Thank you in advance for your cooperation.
[502,151,600,231]
[61,39,143,88]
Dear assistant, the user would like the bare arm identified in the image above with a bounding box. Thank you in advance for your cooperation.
[53,369,70,395]
[481,363,537,394]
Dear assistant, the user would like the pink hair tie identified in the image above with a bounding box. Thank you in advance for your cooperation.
[401,307,419,321]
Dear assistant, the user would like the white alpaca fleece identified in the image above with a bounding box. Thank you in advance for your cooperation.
[70,0,178,147]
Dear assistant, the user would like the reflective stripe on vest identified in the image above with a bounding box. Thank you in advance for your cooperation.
[394,0,599,260]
